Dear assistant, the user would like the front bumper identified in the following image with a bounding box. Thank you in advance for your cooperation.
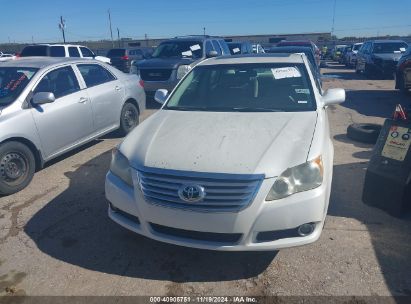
[105,171,329,251]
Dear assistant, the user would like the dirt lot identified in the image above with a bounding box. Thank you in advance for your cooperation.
[0,63,411,297]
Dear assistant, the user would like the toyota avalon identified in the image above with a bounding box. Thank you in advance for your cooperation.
[105,54,345,251]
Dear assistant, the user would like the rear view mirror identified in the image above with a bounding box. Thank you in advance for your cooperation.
[206,51,218,58]
[154,89,168,104]
[32,92,55,105]
[322,88,345,106]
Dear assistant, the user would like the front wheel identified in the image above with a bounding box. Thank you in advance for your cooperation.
[0,142,36,195]
[119,102,140,136]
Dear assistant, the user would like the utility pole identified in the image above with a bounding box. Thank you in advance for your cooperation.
[145,33,148,47]
[117,28,120,47]
[203,27,206,36]
[331,0,337,45]
[59,16,66,43]
[108,9,114,47]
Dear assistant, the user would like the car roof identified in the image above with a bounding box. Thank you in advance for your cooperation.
[199,54,305,66]
[0,57,95,68]
[367,40,407,44]
[25,44,86,48]
[269,46,313,52]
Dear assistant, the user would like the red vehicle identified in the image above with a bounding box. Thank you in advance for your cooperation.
[276,40,321,67]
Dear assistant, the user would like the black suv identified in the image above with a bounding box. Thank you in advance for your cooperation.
[227,41,253,55]
[356,40,408,78]
[133,36,231,97]
[107,47,153,73]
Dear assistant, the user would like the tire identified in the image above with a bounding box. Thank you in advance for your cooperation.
[347,123,382,144]
[0,141,36,195]
[119,102,140,136]
[397,73,410,94]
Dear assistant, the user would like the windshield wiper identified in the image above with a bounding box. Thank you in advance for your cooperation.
[165,106,208,111]
[231,107,284,112]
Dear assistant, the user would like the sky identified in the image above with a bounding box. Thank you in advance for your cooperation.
[1,0,410,44]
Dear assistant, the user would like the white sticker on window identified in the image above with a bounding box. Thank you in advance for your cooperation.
[400,48,406,52]
[271,67,301,79]
[233,48,240,54]
[190,44,201,51]
[298,100,308,104]
[182,50,193,57]
[295,89,310,94]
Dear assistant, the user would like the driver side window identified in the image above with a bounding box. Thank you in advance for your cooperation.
[34,66,80,99]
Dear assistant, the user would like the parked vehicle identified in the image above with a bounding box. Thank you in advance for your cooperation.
[276,40,320,67]
[107,48,153,73]
[267,46,322,89]
[133,36,231,98]
[346,43,363,67]
[340,45,352,64]
[227,41,253,55]
[252,44,265,54]
[395,46,411,93]
[106,53,345,251]
[0,52,16,62]
[0,57,145,195]
[20,44,111,64]
[356,40,408,78]
[331,45,347,62]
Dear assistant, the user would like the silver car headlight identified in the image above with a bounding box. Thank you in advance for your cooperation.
[266,156,323,201]
[110,147,133,187]
[177,65,191,79]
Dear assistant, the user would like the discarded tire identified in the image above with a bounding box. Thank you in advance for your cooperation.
[347,123,382,144]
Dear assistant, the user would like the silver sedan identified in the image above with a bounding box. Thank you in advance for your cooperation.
[0,57,145,195]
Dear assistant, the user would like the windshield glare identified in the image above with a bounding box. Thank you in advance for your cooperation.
[0,67,38,106]
[152,41,203,59]
[373,42,408,54]
[165,63,316,112]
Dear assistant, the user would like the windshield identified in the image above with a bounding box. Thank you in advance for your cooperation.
[353,44,362,51]
[164,63,316,112]
[228,43,242,54]
[0,67,38,106]
[373,42,408,54]
[152,41,203,59]
[21,45,48,57]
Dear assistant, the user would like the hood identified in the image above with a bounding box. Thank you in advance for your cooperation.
[121,110,318,178]
[95,56,111,64]
[137,57,197,69]
[373,53,403,61]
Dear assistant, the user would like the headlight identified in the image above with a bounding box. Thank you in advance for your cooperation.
[266,156,323,201]
[177,65,191,79]
[110,147,133,187]
[130,64,140,75]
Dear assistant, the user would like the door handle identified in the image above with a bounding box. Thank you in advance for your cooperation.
[115,86,122,91]
[78,97,88,104]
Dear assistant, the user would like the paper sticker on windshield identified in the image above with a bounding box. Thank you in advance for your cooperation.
[182,50,193,57]
[400,48,406,52]
[190,44,201,51]
[233,48,240,54]
[271,67,301,79]
[298,100,308,104]
[295,89,310,94]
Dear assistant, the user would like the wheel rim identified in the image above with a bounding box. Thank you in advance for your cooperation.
[0,152,29,186]
[123,105,138,130]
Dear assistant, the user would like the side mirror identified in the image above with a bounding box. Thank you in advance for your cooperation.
[32,92,55,105]
[206,51,218,58]
[322,88,345,107]
[154,89,168,104]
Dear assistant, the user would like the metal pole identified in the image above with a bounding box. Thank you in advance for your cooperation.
[60,16,66,43]
[117,28,120,47]
[108,9,114,47]
[203,27,206,36]
[331,0,336,45]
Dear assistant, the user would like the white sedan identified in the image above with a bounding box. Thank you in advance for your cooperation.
[0,52,16,62]
[105,54,345,251]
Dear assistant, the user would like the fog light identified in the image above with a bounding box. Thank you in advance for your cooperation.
[298,223,315,236]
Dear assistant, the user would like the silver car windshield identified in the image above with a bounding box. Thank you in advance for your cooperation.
[0,67,38,106]
[165,63,316,112]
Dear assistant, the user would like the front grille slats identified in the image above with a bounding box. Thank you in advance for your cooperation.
[140,69,172,81]
[137,168,263,212]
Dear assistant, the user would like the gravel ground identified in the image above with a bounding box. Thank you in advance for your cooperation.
[0,62,410,298]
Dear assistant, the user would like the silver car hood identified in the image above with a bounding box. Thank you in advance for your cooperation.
[121,110,318,178]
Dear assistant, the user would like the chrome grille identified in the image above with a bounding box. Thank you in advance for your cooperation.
[137,167,264,212]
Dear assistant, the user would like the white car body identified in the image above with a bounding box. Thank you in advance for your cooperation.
[105,54,345,251]
[21,44,111,64]
[0,52,16,62]
[347,43,363,67]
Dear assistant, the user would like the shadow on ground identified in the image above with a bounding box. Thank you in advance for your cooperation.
[24,151,276,282]
[342,90,411,118]
[329,161,411,296]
